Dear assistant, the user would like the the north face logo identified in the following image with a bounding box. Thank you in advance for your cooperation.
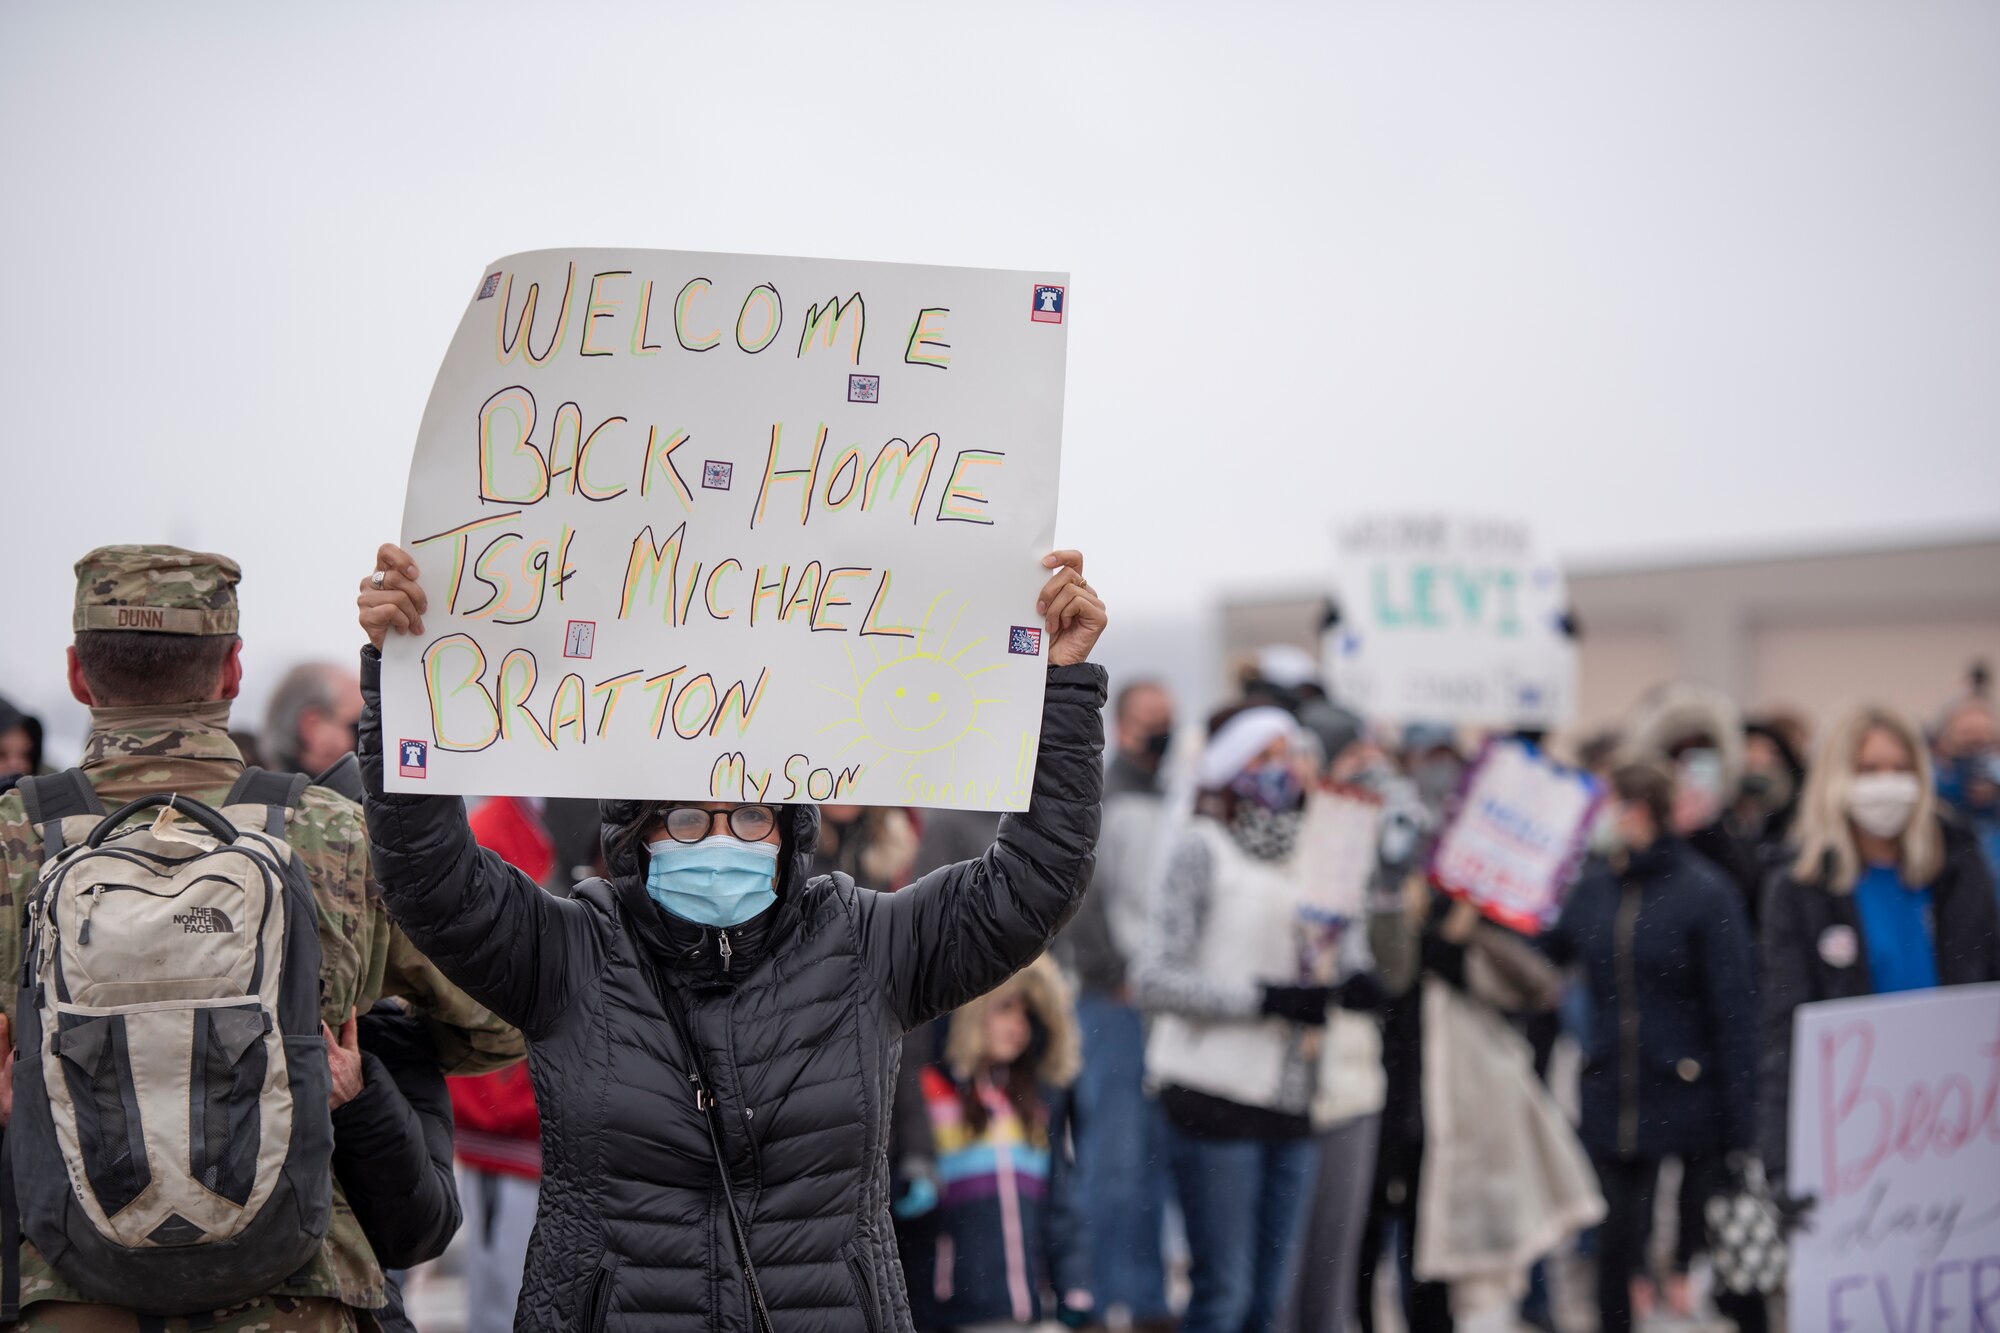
[173,906,235,934]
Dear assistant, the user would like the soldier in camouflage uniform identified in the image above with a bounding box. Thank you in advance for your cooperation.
[0,546,525,1333]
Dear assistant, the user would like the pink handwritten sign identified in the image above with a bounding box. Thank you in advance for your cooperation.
[1788,984,2000,1332]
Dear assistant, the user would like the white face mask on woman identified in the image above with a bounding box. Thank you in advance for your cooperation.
[1847,771,1921,840]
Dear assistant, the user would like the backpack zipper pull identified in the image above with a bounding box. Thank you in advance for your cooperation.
[717,929,734,973]
[80,884,102,946]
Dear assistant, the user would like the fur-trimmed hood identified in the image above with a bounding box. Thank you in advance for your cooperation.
[1623,681,1745,794]
[943,954,1081,1088]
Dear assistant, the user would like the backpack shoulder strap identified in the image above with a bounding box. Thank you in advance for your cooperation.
[16,769,106,865]
[225,766,310,837]
[310,752,365,805]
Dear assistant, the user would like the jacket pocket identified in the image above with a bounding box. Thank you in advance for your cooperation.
[582,1253,621,1333]
[846,1250,881,1333]
[54,1013,151,1216]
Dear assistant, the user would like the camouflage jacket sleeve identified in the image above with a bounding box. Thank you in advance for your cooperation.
[381,922,527,1075]
[292,786,522,1072]
[348,803,525,1074]
[0,791,35,1028]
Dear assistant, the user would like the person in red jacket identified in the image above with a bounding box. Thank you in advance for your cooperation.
[456,796,552,1333]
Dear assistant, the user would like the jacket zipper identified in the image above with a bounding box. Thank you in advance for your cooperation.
[718,929,734,973]
[80,884,103,945]
[847,1253,881,1333]
[1615,883,1641,1157]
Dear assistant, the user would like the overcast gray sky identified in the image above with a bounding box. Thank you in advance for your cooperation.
[4,0,1997,747]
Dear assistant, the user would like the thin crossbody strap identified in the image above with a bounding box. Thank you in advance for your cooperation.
[643,961,775,1333]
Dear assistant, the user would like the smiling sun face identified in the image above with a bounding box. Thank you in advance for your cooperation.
[862,655,977,751]
[817,593,1027,799]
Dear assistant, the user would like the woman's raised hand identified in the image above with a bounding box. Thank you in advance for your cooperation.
[358,543,428,649]
[1037,550,1107,668]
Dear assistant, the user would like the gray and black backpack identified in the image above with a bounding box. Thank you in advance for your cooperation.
[5,768,332,1315]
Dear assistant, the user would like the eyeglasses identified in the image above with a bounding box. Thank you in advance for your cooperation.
[655,804,778,844]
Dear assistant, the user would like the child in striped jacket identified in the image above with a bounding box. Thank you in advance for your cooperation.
[898,957,1092,1332]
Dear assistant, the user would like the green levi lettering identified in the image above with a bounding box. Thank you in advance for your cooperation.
[1374,563,1524,635]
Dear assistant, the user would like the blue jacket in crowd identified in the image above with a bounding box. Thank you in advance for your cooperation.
[1542,837,1759,1162]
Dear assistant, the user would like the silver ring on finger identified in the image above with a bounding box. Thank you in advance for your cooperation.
[370,570,387,590]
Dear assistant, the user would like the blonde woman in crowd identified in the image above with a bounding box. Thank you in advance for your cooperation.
[1757,704,2000,1188]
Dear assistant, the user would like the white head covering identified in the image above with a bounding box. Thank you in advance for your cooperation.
[1198,706,1301,790]
[1255,644,1321,691]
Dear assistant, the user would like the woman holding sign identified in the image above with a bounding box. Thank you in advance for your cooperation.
[1758,705,2000,1191]
[354,542,1107,1333]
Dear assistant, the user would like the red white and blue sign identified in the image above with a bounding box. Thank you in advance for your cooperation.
[1031,284,1065,324]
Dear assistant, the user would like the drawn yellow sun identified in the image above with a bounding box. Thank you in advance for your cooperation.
[817,592,1031,805]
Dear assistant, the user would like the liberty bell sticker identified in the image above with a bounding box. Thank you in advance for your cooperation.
[1031,284,1065,324]
[398,739,429,779]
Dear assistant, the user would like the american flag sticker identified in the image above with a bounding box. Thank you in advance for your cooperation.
[1008,626,1043,656]
[477,272,502,300]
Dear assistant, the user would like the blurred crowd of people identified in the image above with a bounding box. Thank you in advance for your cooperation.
[4,632,1998,1333]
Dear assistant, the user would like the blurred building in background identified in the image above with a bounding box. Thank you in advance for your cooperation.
[1219,532,2000,745]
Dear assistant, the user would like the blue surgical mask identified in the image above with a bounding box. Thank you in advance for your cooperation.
[644,836,780,927]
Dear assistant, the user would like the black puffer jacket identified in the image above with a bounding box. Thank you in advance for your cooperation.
[357,648,1105,1333]
[1541,840,1758,1161]
[1756,817,2000,1182]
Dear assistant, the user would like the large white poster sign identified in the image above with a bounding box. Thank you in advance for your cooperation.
[1294,784,1383,924]
[1788,984,2000,1333]
[1326,514,1576,727]
[381,249,1069,809]
[1428,739,1599,934]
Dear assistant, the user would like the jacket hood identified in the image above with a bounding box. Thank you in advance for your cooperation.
[1623,681,1745,795]
[1744,718,1808,831]
[943,955,1081,1088]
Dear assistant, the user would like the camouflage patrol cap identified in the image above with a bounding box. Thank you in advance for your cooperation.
[73,545,242,636]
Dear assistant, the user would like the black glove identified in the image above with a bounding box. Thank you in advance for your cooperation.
[1420,931,1469,989]
[1773,1186,1817,1237]
[1333,972,1388,1013]
[1260,984,1333,1026]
